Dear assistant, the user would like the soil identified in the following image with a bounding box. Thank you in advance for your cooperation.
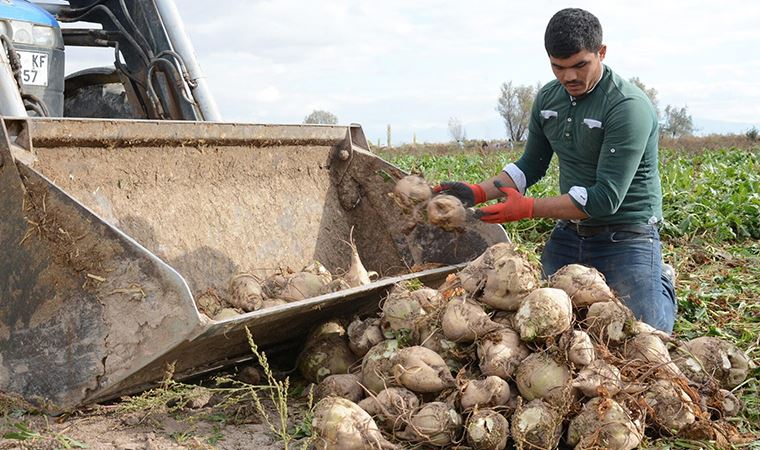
[0,395,308,450]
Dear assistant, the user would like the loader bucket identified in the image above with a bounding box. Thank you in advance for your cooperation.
[0,117,507,411]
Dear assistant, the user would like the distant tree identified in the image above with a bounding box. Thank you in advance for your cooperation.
[303,110,338,124]
[662,105,694,138]
[745,126,759,142]
[629,76,661,119]
[448,117,466,143]
[496,81,535,142]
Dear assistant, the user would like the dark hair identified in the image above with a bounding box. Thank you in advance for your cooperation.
[544,8,603,58]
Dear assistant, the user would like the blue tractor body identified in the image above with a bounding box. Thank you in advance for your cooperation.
[0,0,59,25]
[0,0,65,115]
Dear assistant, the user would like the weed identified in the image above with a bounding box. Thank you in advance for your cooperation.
[117,364,204,416]
[206,424,224,445]
[170,430,193,443]
[2,422,42,441]
[290,407,313,440]
[243,326,315,449]
[2,422,88,449]
[203,413,228,424]
[390,328,416,348]
[113,344,316,447]
[403,278,424,291]
[56,434,88,449]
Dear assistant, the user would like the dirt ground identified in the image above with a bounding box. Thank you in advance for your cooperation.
[1,409,282,450]
[0,383,310,450]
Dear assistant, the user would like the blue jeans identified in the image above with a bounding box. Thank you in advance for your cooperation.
[541,221,677,333]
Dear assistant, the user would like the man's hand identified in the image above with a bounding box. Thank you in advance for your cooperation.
[476,184,535,223]
[433,181,486,207]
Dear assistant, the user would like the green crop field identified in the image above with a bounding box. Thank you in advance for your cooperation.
[386,146,760,448]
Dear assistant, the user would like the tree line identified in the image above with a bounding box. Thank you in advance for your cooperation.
[300,76,699,146]
[490,77,695,142]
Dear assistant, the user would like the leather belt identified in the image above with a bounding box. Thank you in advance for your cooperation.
[558,220,653,238]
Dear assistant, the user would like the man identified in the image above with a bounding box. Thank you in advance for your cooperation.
[437,8,676,332]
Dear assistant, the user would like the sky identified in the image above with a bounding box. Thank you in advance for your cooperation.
[64,0,760,144]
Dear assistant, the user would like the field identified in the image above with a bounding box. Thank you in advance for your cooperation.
[1,145,758,449]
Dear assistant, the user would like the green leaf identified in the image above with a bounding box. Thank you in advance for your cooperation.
[376,169,394,183]
[58,435,89,449]
[3,423,41,440]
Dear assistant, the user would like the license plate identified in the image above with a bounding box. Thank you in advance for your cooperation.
[18,51,49,87]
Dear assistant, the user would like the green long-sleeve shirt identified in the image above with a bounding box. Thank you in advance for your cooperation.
[507,65,662,226]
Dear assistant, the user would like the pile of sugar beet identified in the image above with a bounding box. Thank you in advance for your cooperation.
[303,243,756,449]
[297,177,757,449]
[195,238,375,320]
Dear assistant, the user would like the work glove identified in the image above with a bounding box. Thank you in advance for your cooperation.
[475,182,535,223]
[433,181,486,207]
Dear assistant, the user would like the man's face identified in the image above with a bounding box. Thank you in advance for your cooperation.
[549,45,607,97]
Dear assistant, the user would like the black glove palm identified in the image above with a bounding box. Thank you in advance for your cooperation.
[433,181,485,207]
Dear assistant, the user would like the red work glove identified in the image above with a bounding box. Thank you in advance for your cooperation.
[433,181,487,207]
[476,184,535,223]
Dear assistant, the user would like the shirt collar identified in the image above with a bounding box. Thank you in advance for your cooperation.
[569,65,605,101]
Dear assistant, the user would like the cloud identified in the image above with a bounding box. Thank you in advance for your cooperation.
[253,86,281,103]
[61,0,760,142]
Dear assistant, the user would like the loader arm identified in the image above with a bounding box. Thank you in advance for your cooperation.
[55,0,220,121]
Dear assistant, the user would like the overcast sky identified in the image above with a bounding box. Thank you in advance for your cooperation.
[66,0,760,144]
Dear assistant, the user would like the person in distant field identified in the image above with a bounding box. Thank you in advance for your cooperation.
[436,8,677,332]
